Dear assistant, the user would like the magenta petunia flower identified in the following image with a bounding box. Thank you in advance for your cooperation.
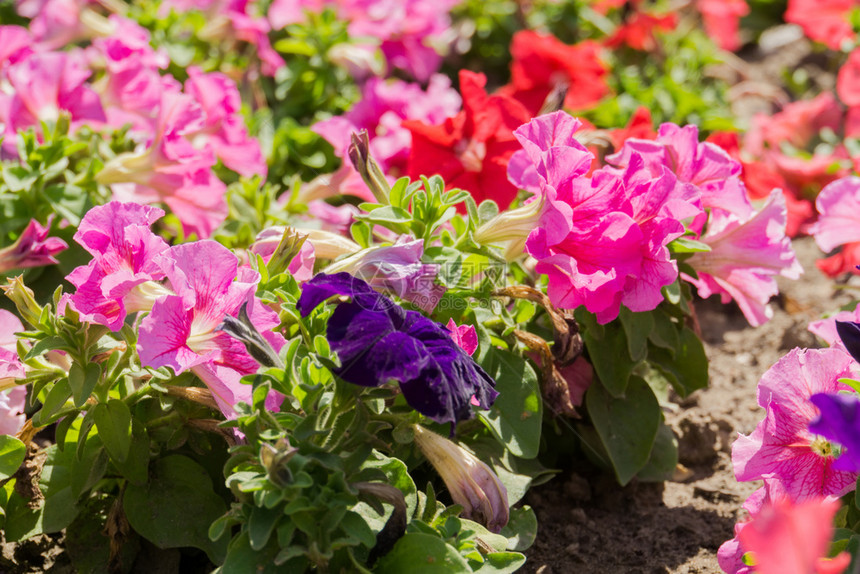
[66,202,171,331]
[0,218,67,273]
[607,122,748,230]
[184,66,267,178]
[137,241,284,417]
[732,347,859,501]
[446,319,477,356]
[685,190,802,327]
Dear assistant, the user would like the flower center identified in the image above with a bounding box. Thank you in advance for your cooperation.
[455,138,486,173]
[810,437,835,457]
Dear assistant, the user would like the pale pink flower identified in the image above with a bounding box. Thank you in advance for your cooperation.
[0,309,26,435]
[65,202,171,331]
[745,94,843,156]
[0,218,67,273]
[324,237,446,313]
[809,302,860,351]
[138,241,284,417]
[92,15,170,134]
[811,176,860,256]
[17,0,110,50]
[268,0,329,28]
[732,348,859,500]
[685,190,802,326]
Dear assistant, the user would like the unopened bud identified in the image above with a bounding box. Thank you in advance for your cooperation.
[412,425,509,532]
[2,276,44,328]
[348,130,390,205]
[217,302,284,369]
[252,227,309,277]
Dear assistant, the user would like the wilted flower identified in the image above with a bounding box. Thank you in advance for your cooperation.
[296,273,497,427]
[0,218,67,273]
[412,425,509,532]
[324,237,445,313]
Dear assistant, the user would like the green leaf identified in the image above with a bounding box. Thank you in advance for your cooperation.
[668,236,712,254]
[248,506,282,551]
[68,363,101,408]
[37,378,73,424]
[498,506,537,552]
[92,399,132,463]
[477,349,542,459]
[648,327,709,398]
[0,435,26,480]
[618,308,654,362]
[24,336,67,360]
[473,552,526,573]
[375,533,471,573]
[110,419,150,485]
[220,531,281,573]
[586,376,661,485]
[636,423,679,482]
[576,309,636,397]
[123,455,228,564]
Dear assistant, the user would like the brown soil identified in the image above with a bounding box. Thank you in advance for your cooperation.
[523,237,857,574]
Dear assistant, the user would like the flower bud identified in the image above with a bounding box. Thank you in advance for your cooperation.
[473,197,544,260]
[2,276,44,328]
[251,227,310,277]
[348,130,390,205]
[412,425,509,532]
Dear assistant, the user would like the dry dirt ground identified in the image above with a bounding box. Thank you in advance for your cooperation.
[524,237,857,574]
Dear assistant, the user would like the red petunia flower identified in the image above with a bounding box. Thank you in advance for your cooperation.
[605,11,678,51]
[404,70,530,209]
[500,31,610,116]
[697,0,750,52]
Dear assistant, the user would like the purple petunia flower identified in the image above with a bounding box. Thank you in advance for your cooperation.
[836,320,860,364]
[296,273,497,428]
[809,392,860,472]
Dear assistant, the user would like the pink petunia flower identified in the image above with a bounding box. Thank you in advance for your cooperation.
[607,122,749,230]
[339,0,460,81]
[96,90,228,238]
[685,190,802,326]
[17,0,114,51]
[838,49,860,107]
[184,66,267,178]
[810,176,860,277]
[732,347,859,501]
[137,241,284,418]
[1,51,106,156]
[0,26,34,73]
[809,303,860,352]
[65,202,171,331]
[0,218,67,273]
